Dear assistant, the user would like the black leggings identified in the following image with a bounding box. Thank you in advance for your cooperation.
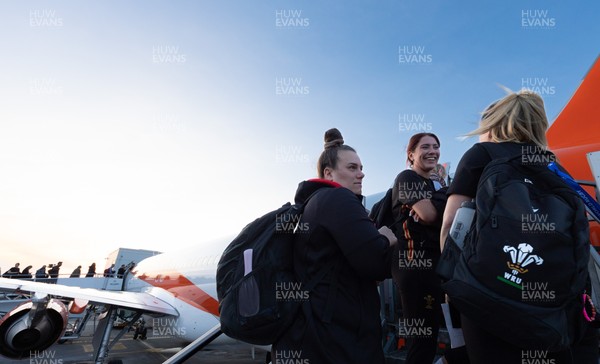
[393,246,444,364]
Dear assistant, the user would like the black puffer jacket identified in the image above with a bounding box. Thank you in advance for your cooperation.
[273,179,393,364]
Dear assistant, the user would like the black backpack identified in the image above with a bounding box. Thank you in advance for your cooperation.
[370,184,447,246]
[216,191,332,345]
[442,143,591,351]
[369,188,394,229]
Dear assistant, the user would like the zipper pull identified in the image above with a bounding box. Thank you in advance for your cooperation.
[491,216,498,228]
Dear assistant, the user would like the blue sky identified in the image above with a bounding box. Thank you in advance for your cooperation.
[0,1,598,274]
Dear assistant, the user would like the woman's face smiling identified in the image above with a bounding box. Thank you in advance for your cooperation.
[409,135,440,177]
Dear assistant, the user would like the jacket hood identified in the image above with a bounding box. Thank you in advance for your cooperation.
[294,179,341,204]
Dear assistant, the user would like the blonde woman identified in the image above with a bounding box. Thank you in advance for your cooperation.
[441,90,598,364]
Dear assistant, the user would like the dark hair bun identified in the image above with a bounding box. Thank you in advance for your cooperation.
[324,128,344,149]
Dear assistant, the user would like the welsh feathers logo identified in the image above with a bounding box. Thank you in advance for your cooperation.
[497,243,544,289]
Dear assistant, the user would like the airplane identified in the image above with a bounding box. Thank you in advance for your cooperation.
[0,238,229,364]
[546,54,600,247]
[0,55,599,364]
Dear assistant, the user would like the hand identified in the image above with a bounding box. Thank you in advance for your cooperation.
[378,226,398,247]
[409,209,420,222]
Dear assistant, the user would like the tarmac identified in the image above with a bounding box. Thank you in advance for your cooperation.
[0,302,429,364]
[1,318,597,364]
[0,323,419,364]
[2,323,270,364]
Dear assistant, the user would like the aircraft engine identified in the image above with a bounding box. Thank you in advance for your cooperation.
[0,297,68,359]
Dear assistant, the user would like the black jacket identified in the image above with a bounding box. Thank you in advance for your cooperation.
[391,169,447,250]
[274,179,393,364]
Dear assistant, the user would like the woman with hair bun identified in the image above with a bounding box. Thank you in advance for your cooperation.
[273,128,397,364]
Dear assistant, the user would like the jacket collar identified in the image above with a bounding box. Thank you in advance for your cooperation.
[294,178,365,204]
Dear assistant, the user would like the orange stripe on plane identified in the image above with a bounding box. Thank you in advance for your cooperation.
[548,55,600,182]
[548,55,600,247]
[137,271,220,317]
